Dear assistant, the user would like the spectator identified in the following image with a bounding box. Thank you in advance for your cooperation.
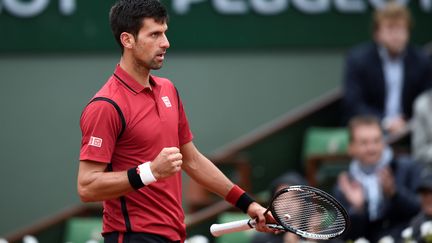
[252,172,307,243]
[333,115,421,242]
[412,43,432,168]
[342,2,432,135]
[412,90,432,169]
[403,170,432,242]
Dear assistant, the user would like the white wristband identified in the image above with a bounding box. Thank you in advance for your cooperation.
[138,162,157,185]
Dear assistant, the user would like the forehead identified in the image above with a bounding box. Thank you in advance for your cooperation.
[140,18,168,32]
[352,124,382,140]
[378,18,408,28]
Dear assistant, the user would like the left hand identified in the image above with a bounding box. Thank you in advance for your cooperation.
[247,202,277,233]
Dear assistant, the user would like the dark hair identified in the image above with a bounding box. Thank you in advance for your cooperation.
[109,0,168,51]
[348,115,382,142]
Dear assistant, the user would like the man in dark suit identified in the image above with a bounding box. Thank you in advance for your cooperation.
[342,2,432,135]
[334,116,421,242]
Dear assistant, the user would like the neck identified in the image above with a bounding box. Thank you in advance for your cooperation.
[387,49,402,59]
[377,42,403,60]
[119,55,151,88]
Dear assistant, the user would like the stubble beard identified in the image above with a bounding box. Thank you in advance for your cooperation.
[149,58,163,70]
[132,55,163,72]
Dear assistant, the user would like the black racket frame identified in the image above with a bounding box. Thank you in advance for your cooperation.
[264,185,350,240]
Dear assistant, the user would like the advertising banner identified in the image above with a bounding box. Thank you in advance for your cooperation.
[0,0,430,52]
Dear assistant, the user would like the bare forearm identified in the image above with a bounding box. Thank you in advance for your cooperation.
[78,147,183,202]
[78,161,134,202]
[182,148,234,198]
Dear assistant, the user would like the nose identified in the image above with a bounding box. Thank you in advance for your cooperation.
[365,142,378,154]
[160,34,170,49]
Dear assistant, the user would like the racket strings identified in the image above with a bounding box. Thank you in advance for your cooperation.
[272,190,346,237]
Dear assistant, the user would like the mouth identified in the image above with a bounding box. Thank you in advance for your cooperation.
[156,52,166,60]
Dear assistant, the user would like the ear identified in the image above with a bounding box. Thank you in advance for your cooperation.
[120,32,135,50]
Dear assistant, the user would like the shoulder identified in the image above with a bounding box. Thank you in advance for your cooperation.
[82,77,126,118]
[405,45,431,65]
[393,156,422,175]
[81,98,120,120]
[90,76,133,113]
[91,76,124,102]
[414,90,432,113]
[80,99,123,133]
[347,42,377,60]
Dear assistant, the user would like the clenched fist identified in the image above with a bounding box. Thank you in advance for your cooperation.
[150,147,183,180]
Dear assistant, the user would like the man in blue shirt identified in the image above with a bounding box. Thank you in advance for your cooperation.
[334,116,421,242]
[342,2,432,135]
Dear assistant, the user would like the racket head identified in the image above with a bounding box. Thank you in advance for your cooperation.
[269,185,349,240]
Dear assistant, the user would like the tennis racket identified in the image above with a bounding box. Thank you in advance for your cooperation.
[210,185,349,240]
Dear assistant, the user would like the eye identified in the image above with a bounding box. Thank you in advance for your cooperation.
[150,32,160,38]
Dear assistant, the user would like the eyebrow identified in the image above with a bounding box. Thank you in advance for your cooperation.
[148,25,168,33]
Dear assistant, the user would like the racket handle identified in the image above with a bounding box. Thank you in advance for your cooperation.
[210,219,255,237]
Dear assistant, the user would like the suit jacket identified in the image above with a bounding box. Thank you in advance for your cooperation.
[342,42,432,123]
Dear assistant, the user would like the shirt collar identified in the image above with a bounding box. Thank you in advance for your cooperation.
[113,64,158,94]
[377,45,405,63]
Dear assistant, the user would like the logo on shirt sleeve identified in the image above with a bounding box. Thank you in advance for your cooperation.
[161,96,172,108]
[89,136,103,147]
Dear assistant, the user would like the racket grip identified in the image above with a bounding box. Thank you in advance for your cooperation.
[210,219,255,237]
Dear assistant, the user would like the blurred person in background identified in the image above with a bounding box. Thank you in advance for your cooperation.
[333,115,421,242]
[404,170,432,242]
[342,2,432,135]
[423,41,432,60]
[412,89,432,170]
[252,172,308,243]
[77,0,274,242]
[411,43,432,169]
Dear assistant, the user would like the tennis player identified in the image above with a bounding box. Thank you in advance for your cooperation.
[77,0,273,242]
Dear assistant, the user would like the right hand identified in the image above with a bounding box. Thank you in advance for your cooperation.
[384,116,407,135]
[247,202,277,234]
[338,172,364,211]
[150,147,183,180]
